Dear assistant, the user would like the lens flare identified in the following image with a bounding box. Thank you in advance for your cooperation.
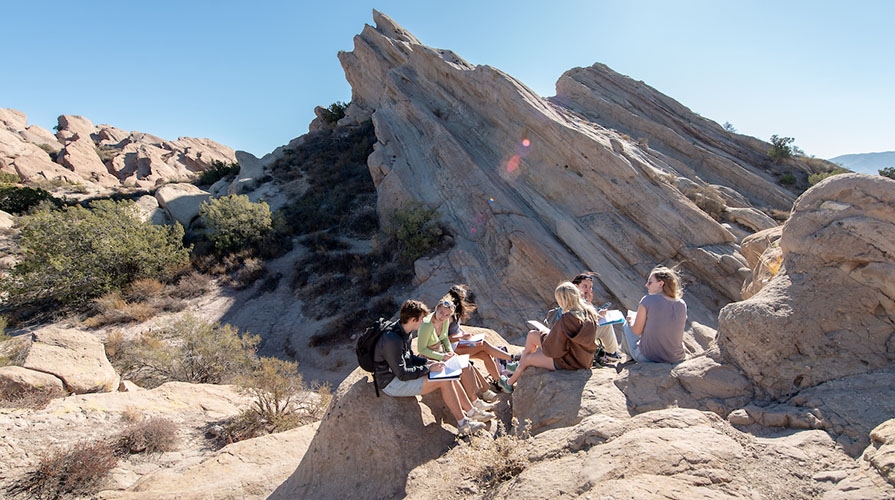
[522,138,531,147]
[507,154,520,172]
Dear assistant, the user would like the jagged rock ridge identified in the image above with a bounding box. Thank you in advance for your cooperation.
[335,10,832,342]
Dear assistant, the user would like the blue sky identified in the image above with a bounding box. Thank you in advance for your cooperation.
[2,1,892,160]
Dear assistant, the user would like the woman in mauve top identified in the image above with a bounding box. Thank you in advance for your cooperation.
[621,266,687,363]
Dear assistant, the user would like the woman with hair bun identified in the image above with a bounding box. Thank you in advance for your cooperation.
[620,266,687,363]
[445,285,514,386]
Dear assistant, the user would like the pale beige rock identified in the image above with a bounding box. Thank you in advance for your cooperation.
[57,133,121,187]
[0,365,65,397]
[154,183,211,228]
[56,114,98,142]
[22,326,120,394]
[718,174,895,399]
[740,226,783,299]
[270,368,458,499]
[101,422,319,500]
[864,419,895,488]
[0,210,13,230]
[725,206,779,233]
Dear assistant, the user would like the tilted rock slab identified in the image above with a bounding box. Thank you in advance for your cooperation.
[21,326,120,394]
[336,11,792,336]
[718,174,895,399]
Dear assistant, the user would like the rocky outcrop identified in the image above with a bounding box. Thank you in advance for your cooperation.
[19,326,120,394]
[0,108,237,193]
[154,183,211,228]
[271,368,458,500]
[336,11,791,337]
[718,174,895,399]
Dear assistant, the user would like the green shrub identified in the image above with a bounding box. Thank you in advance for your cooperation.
[6,440,117,499]
[768,135,795,163]
[386,202,446,263]
[879,167,895,180]
[808,167,850,186]
[110,314,259,388]
[0,185,62,215]
[320,101,349,125]
[778,172,796,186]
[199,194,272,254]
[0,200,190,316]
[196,159,241,186]
[0,171,20,184]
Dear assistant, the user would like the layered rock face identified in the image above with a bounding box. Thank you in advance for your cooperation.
[718,174,895,399]
[337,11,828,335]
[0,108,236,192]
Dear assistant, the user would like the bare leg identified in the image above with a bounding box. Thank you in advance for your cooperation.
[507,350,555,386]
[470,351,502,380]
[459,366,479,401]
[421,378,465,421]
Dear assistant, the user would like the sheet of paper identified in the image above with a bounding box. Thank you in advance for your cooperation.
[526,320,549,332]
[428,354,469,380]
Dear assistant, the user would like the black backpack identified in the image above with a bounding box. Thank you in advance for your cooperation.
[355,318,396,396]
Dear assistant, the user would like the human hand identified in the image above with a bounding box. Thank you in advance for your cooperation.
[442,352,455,360]
[429,362,445,372]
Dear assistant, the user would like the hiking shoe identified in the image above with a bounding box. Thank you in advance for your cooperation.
[478,389,499,403]
[458,419,486,436]
[467,407,496,422]
[598,351,623,364]
[473,398,497,412]
[497,375,514,394]
[504,361,519,374]
[510,352,522,362]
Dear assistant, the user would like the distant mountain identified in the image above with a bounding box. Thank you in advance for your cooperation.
[828,151,895,175]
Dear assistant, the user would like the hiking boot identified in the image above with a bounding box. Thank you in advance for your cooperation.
[504,361,519,374]
[458,419,486,436]
[598,351,623,364]
[473,398,497,412]
[467,407,496,422]
[478,389,499,403]
[497,375,514,394]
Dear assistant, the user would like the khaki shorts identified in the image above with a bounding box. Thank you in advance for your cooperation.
[382,377,424,397]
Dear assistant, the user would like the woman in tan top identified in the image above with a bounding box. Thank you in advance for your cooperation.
[499,282,598,393]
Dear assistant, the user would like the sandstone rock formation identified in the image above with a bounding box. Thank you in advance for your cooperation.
[335,11,833,341]
[718,174,895,400]
[0,108,236,193]
[3,326,120,395]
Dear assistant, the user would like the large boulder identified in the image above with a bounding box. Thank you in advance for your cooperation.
[0,365,65,398]
[154,183,211,228]
[21,326,120,394]
[718,174,895,399]
[270,368,458,499]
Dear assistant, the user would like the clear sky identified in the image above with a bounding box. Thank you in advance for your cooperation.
[2,1,892,160]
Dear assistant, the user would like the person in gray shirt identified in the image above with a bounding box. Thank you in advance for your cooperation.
[619,266,687,363]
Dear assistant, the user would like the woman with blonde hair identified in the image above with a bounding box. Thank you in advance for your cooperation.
[619,266,687,363]
[417,294,498,415]
[499,281,599,393]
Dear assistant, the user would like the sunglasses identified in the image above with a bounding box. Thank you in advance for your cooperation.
[439,300,456,310]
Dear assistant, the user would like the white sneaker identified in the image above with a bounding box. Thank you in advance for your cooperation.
[473,398,497,412]
[479,389,499,402]
[467,406,495,422]
[458,419,486,436]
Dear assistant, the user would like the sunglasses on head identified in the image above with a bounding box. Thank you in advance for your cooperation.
[439,300,456,309]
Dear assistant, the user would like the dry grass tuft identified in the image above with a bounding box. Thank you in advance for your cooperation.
[5,440,117,499]
[453,419,531,490]
[114,416,178,455]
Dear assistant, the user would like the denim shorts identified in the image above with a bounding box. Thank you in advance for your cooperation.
[382,377,424,397]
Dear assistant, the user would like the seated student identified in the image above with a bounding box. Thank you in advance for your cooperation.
[498,282,599,393]
[570,272,623,363]
[374,300,494,435]
[417,294,500,407]
[444,285,513,389]
[619,266,687,363]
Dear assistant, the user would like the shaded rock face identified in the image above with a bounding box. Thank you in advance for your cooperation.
[0,108,236,192]
[718,174,895,399]
[337,11,798,336]
[271,368,457,500]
